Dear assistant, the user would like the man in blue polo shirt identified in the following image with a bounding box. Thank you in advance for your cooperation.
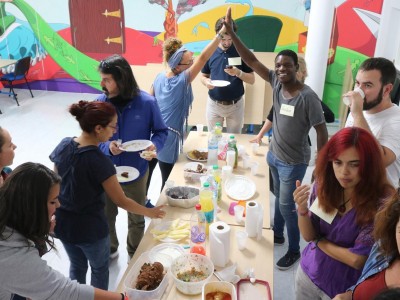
[201,17,255,133]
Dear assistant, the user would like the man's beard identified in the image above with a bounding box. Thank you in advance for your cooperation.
[102,87,109,96]
[363,86,383,110]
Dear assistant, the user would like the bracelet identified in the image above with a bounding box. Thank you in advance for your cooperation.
[216,33,223,40]
[298,209,309,216]
[120,292,126,300]
[237,70,243,78]
[315,237,324,248]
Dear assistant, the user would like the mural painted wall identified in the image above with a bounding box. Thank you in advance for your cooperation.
[0,0,384,117]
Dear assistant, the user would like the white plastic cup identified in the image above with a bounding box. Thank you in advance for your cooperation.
[165,180,175,189]
[196,124,204,134]
[236,231,248,250]
[343,87,365,106]
[221,165,233,181]
[251,143,259,155]
[234,205,244,223]
[250,161,259,175]
[226,150,235,168]
[242,154,251,169]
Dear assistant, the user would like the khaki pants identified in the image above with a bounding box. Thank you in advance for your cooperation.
[105,169,148,258]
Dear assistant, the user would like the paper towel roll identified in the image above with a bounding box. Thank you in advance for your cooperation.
[209,221,231,268]
[245,201,263,238]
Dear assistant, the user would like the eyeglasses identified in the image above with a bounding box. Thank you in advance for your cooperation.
[178,57,194,66]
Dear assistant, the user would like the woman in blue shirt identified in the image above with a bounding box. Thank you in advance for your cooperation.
[150,22,227,190]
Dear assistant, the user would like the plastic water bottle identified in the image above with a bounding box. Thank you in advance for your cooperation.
[228,135,238,169]
[190,204,206,255]
[199,182,214,235]
[214,122,223,140]
[212,165,222,205]
[343,87,365,106]
[207,130,218,167]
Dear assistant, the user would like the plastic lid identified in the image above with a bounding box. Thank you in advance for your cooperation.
[203,182,210,188]
[195,203,202,210]
[230,135,235,139]
[215,122,221,126]
[213,165,219,170]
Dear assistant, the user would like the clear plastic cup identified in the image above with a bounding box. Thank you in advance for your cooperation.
[250,161,259,175]
[226,150,235,168]
[221,165,232,181]
[251,143,259,155]
[242,154,251,169]
[196,124,204,134]
[235,231,248,250]
[234,205,244,223]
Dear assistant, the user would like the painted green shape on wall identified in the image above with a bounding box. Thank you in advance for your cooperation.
[11,0,102,90]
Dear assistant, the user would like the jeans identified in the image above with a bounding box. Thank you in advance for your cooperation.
[206,96,244,133]
[105,168,148,258]
[267,151,307,253]
[62,235,110,290]
[295,265,331,300]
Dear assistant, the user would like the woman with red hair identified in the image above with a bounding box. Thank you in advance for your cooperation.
[293,127,395,299]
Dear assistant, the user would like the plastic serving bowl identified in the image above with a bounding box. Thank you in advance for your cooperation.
[165,186,199,209]
[171,253,214,295]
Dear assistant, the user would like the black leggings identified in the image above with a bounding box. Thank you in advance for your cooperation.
[158,161,174,191]
[146,158,158,195]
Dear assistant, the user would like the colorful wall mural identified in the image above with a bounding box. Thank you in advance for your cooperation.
[0,0,384,118]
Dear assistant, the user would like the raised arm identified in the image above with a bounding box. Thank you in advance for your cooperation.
[224,7,271,82]
[187,26,226,83]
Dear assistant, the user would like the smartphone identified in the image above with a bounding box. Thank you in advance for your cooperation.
[225,65,233,69]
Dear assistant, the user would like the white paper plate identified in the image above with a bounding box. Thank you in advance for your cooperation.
[116,166,139,183]
[225,175,256,200]
[210,80,231,87]
[186,149,208,162]
[119,139,152,152]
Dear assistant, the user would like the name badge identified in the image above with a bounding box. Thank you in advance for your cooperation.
[280,104,295,117]
[228,57,241,66]
[309,197,337,224]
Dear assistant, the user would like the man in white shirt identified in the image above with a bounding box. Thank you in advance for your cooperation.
[345,57,400,187]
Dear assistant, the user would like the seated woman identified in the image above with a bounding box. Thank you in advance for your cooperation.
[294,127,394,299]
[333,190,400,300]
[0,162,128,300]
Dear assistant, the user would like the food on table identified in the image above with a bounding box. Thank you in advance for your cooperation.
[150,218,190,241]
[184,163,207,174]
[205,291,232,300]
[121,171,129,178]
[188,150,208,161]
[176,267,208,282]
[135,261,165,291]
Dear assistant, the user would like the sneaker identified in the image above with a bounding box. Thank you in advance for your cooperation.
[274,235,285,246]
[145,199,155,208]
[276,251,301,270]
[109,250,119,260]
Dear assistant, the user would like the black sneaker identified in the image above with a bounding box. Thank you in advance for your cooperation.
[274,235,285,246]
[145,199,155,208]
[276,251,301,270]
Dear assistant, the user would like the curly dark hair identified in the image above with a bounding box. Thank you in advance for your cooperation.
[162,37,184,65]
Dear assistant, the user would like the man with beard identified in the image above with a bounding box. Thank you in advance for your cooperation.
[223,8,328,270]
[96,54,168,259]
[200,16,255,133]
[345,57,400,188]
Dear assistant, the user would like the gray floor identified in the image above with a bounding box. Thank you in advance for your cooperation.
[1,89,317,298]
